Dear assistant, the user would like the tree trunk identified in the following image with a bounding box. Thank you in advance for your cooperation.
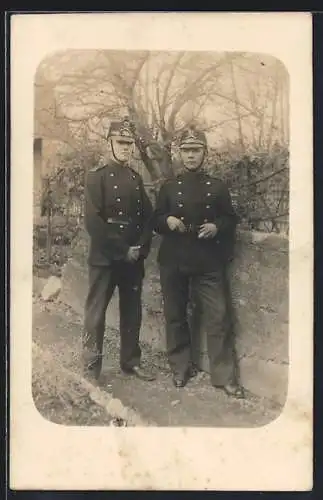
[135,138,160,181]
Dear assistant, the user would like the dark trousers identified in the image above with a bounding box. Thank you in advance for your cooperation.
[159,264,237,386]
[83,261,144,378]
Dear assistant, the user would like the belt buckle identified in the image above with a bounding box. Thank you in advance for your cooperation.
[187,223,197,234]
[106,217,130,226]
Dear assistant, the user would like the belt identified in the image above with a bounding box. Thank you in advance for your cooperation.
[106,218,130,225]
[185,223,202,234]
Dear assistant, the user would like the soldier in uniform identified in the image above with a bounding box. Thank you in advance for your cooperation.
[83,119,155,383]
[152,126,245,398]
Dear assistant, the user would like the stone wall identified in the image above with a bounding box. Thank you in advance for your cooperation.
[60,228,289,405]
[193,231,289,404]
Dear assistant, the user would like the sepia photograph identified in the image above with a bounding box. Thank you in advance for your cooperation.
[32,49,289,427]
[10,12,312,491]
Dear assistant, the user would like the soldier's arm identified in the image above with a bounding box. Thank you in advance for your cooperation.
[84,169,130,259]
[137,178,154,258]
[151,181,174,235]
[213,181,239,234]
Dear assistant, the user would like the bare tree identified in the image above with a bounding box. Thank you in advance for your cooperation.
[35,50,289,182]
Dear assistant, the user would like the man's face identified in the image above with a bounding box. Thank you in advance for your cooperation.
[110,137,134,163]
[180,145,205,171]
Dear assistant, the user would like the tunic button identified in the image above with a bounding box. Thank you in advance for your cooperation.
[120,225,124,229]
[118,211,123,215]
[110,173,115,177]
[206,205,211,209]
[206,181,211,185]
[204,219,208,223]
[137,225,140,229]
[132,175,136,179]
[178,181,182,185]
[178,192,182,195]
[180,217,184,221]
[116,198,121,202]
[136,186,140,191]
[137,211,141,215]
[178,203,183,208]
[114,185,118,189]
[207,192,211,197]
[137,199,141,203]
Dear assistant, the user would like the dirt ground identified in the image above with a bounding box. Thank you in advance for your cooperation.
[32,290,283,428]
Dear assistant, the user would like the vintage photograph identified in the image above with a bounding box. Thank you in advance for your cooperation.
[32,49,289,428]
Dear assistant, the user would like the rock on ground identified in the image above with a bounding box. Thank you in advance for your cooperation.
[41,276,62,302]
[33,276,48,297]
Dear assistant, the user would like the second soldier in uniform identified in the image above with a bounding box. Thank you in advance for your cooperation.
[152,126,245,398]
[83,119,155,383]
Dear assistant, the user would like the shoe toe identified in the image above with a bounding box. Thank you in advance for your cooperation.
[172,376,186,388]
[132,366,156,381]
[223,384,245,399]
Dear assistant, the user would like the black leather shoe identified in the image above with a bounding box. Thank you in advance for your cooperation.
[215,383,245,399]
[172,365,198,388]
[172,376,187,388]
[172,370,192,388]
[122,365,156,381]
[188,365,199,378]
[224,384,245,399]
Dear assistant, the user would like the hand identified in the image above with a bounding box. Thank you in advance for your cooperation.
[166,216,186,233]
[126,246,141,262]
[198,223,218,239]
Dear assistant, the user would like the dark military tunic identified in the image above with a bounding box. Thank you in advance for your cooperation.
[152,168,239,385]
[84,160,153,265]
[83,160,153,378]
[153,169,237,271]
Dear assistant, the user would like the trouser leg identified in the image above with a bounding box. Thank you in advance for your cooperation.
[222,265,240,384]
[159,265,191,377]
[192,268,236,386]
[83,265,115,378]
[117,261,144,371]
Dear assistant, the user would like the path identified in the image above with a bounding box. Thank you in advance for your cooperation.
[32,295,283,427]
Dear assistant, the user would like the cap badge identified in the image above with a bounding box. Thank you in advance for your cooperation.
[186,128,198,140]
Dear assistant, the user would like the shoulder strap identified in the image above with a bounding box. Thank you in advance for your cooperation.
[88,164,105,173]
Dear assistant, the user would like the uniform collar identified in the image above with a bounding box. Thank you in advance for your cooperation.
[180,166,207,178]
[108,159,130,171]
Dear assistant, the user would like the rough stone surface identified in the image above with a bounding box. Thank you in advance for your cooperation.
[41,275,62,302]
[33,276,47,297]
[231,231,288,366]
[60,227,289,404]
[106,398,128,419]
[239,358,288,406]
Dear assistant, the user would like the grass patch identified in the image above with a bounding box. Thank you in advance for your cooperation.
[32,341,112,426]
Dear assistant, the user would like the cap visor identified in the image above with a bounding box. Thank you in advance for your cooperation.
[110,135,134,143]
[179,142,204,149]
